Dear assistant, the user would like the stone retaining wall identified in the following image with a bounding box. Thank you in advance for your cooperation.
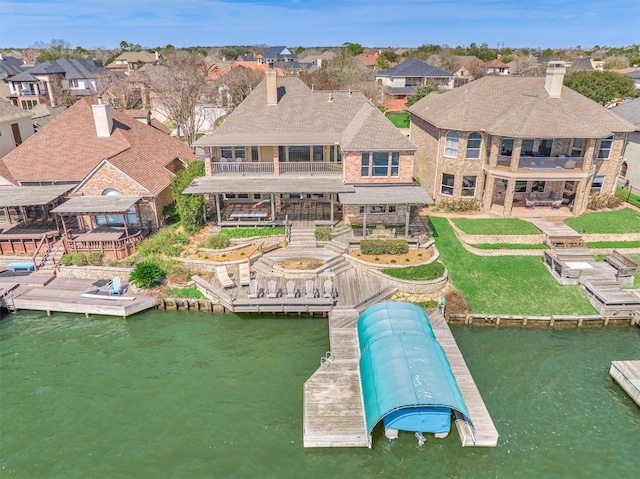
[56,265,133,281]
[449,219,544,245]
[346,257,448,294]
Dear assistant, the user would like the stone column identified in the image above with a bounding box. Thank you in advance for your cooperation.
[481,174,496,213]
[503,178,516,217]
[273,146,280,176]
[573,179,589,216]
[511,139,522,171]
[205,147,212,176]
[275,193,282,213]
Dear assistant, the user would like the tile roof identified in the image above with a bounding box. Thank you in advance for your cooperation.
[0,158,16,185]
[193,75,416,151]
[208,61,285,80]
[0,100,33,123]
[376,59,452,79]
[0,98,196,194]
[408,76,636,138]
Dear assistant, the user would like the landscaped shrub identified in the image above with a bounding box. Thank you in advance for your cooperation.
[59,254,72,266]
[360,239,408,255]
[587,192,624,210]
[444,288,470,320]
[223,227,285,238]
[86,252,104,266]
[205,233,230,249]
[137,228,183,257]
[437,198,480,212]
[129,261,165,289]
[314,226,333,241]
[71,253,86,266]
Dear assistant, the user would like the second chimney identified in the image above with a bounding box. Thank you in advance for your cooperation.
[544,61,568,98]
[92,98,113,138]
[266,68,277,105]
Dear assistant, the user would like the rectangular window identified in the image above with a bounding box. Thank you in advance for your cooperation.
[361,152,370,176]
[253,194,261,200]
[234,146,245,159]
[466,135,482,159]
[69,79,79,88]
[532,181,546,193]
[515,181,527,193]
[571,138,585,157]
[461,176,477,197]
[387,205,397,213]
[538,139,553,157]
[359,206,366,214]
[336,146,342,162]
[288,145,310,162]
[238,194,249,199]
[441,173,455,196]
[500,138,514,156]
[591,176,604,194]
[521,139,535,156]
[391,152,400,176]
[251,146,259,162]
[598,137,613,159]
[313,146,324,162]
[372,152,389,176]
[564,181,575,192]
[221,146,233,160]
[278,146,286,162]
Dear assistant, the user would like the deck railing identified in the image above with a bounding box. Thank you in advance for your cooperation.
[211,161,342,175]
[496,155,584,171]
[280,162,342,175]
[212,162,274,175]
[64,231,143,259]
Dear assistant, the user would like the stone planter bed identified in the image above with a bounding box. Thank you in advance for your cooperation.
[346,246,438,268]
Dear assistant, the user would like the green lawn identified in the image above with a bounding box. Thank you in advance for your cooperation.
[473,243,548,250]
[452,218,541,235]
[564,208,640,234]
[380,262,445,280]
[222,227,285,238]
[430,216,595,315]
[586,241,640,249]
[385,111,410,128]
[617,186,640,208]
[166,286,206,299]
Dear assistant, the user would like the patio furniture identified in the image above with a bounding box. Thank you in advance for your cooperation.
[285,281,299,298]
[304,279,318,299]
[8,262,35,272]
[247,279,262,298]
[525,198,535,208]
[552,200,562,209]
[239,262,251,287]
[323,279,335,298]
[216,266,235,289]
[108,277,123,295]
[266,280,281,298]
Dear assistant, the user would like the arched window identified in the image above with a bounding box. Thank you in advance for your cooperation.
[444,131,459,158]
[466,132,482,159]
[96,188,139,226]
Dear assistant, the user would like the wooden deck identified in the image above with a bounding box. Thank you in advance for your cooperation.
[529,218,585,248]
[609,360,640,407]
[303,308,369,447]
[2,277,157,318]
[581,281,640,317]
[427,309,500,447]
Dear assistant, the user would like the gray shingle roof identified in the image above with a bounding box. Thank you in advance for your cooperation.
[376,59,452,79]
[8,71,39,82]
[0,55,25,79]
[193,75,416,151]
[611,98,640,129]
[27,58,105,79]
[408,76,636,138]
[0,101,33,123]
[263,46,295,60]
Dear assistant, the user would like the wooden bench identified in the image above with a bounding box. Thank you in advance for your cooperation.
[8,262,35,272]
[605,250,638,278]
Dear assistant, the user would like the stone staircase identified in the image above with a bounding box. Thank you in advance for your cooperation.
[288,227,317,249]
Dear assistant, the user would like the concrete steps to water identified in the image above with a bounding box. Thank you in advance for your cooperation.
[354,286,398,312]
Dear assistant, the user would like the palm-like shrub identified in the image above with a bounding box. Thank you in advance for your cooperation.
[129,261,165,289]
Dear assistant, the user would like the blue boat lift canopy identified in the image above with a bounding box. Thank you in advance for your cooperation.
[357,302,473,442]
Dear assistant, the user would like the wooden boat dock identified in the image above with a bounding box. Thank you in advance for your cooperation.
[302,307,499,448]
[609,360,640,407]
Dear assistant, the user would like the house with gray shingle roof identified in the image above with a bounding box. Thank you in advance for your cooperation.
[375,59,454,111]
[6,58,106,110]
[0,101,34,158]
[106,51,161,75]
[408,61,636,217]
[611,97,640,190]
[188,69,432,230]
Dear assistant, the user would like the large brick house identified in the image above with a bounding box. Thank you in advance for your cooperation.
[408,62,636,217]
[187,69,431,234]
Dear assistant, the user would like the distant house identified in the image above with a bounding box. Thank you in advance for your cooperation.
[356,49,381,67]
[375,59,454,111]
[484,59,510,76]
[611,98,640,189]
[106,51,161,75]
[6,58,106,109]
[261,46,297,65]
[0,101,34,157]
[0,98,196,258]
[408,62,636,217]
[452,56,485,82]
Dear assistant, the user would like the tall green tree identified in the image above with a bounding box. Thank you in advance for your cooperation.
[170,160,206,233]
[343,42,364,56]
[406,82,440,107]
[564,70,637,105]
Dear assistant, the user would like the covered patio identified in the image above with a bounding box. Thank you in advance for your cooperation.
[51,196,147,259]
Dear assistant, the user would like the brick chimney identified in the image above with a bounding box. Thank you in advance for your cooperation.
[544,61,569,98]
[266,68,277,105]
[92,98,113,138]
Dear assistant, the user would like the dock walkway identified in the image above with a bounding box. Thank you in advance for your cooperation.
[609,360,640,407]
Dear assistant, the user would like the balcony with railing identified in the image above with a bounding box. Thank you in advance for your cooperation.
[210,161,342,176]
[495,155,585,172]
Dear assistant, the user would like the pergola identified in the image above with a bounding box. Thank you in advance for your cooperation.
[339,185,434,236]
[184,176,355,224]
[0,185,73,224]
[51,196,142,238]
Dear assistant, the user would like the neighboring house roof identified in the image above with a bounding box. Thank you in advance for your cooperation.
[108,51,158,65]
[376,59,452,79]
[8,71,39,82]
[408,75,636,138]
[0,98,195,194]
[568,58,594,71]
[297,51,336,64]
[26,58,105,79]
[0,55,25,80]
[356,50,380,66]
[263,46,295,61]
[485,59,509,69]
[0,100,33,123]
[0,157,16,184]
[30,104,66,130]
[208,61,285,80]
[611,98,640,130]
[193,74,416,151]
[150,118,172,134]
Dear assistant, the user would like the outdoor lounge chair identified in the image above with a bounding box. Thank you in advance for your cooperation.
[108,277,123,295]
[247,279,262,298]
[239,262,251,287]
[266,280,281,298]
[323,279,335,298]
[304,279,318,299]
[285,281,299,298]
[525,198,535,208]
[216,266,235,289]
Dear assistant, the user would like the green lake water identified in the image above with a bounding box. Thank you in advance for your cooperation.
[1,310,639,478]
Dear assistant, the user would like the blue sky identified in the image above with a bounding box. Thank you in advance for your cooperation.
[0,0,638,50]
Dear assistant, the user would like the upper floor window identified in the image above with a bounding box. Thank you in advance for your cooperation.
[521,139,535,156]
[444,131,459,158]
[361,151,400,177]
[500,138,514,156]
[361,152,370,176]
[571,138,585,157]
[598,136,613,159]
[466,132,482,159]
[69,79,79,88]
[538,139,553,157]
